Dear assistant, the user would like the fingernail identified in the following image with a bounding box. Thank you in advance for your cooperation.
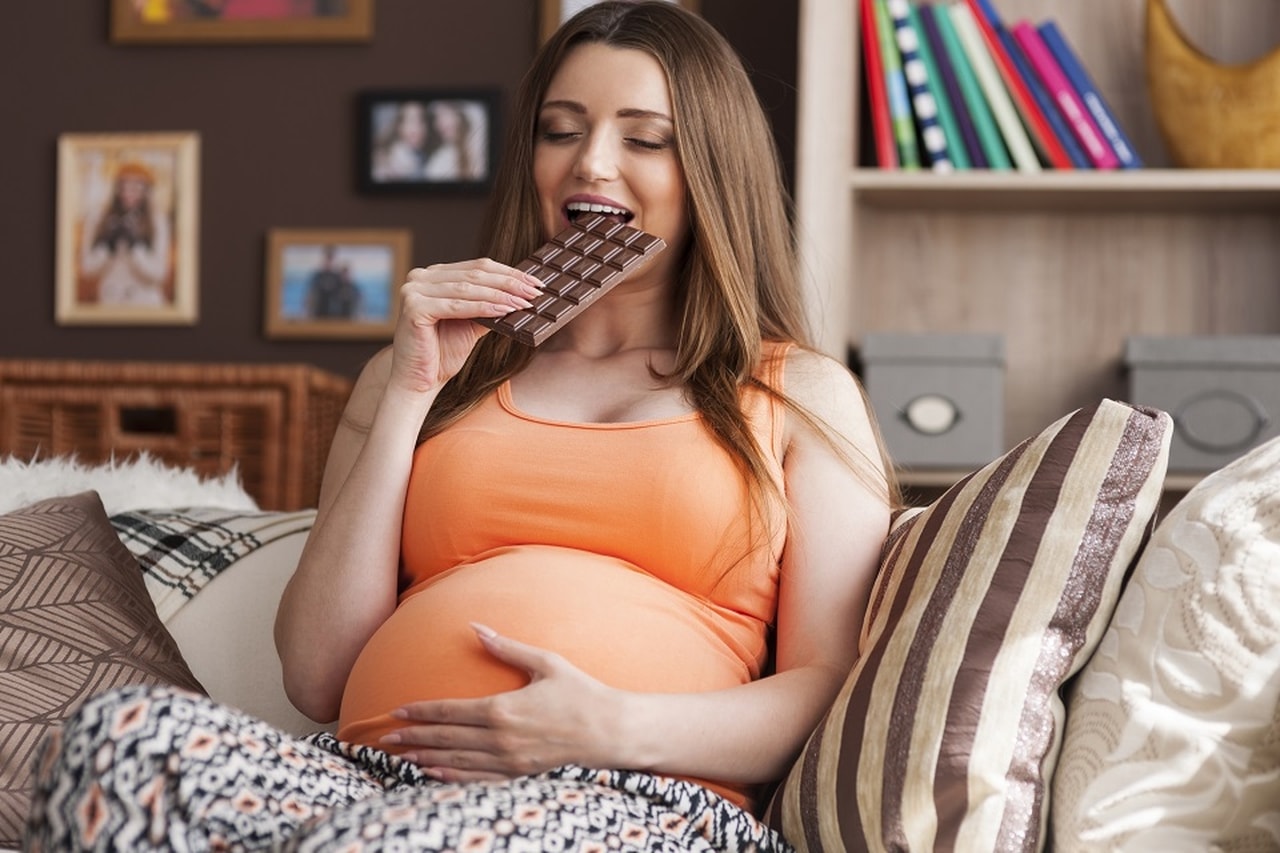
[519,282,543,298]
[524,274,546,290]
[471,622,499,640]
[510,296,535,310]
[390,708,409,720]
[381,732,401,745]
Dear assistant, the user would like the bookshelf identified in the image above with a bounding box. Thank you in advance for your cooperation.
[796,0,1280,488]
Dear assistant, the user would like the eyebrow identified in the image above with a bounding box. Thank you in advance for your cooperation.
[539,100,673,122]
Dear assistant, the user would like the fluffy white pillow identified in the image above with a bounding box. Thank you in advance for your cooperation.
[1052,435,1280,850]
[0,452,258,514]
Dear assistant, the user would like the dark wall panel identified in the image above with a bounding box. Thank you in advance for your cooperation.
[0,1,796,378]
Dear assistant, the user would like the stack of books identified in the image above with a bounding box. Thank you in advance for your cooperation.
[863,0,1144,172]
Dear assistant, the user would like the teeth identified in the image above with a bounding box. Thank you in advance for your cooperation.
[566,202,628,216]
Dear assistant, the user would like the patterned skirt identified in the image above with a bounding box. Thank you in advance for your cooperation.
[23,685,792,852]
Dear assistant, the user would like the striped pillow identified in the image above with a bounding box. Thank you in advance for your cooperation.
[765,399,1171,852]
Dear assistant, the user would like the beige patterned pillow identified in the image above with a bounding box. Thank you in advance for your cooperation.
[1052,435,1280,850]
[765,399,1171,852]
[0,491,205,847]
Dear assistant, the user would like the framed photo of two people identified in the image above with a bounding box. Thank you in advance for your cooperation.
[263,228,410,340]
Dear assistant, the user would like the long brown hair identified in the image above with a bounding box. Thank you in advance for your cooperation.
[421,0,898,509]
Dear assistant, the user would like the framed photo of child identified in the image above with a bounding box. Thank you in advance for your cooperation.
[55,132,200,326]
[263,228,410,340]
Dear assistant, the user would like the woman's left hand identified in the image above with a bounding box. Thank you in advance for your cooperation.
[381,624,623,782]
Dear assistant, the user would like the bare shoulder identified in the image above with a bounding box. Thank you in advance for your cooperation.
[780,346,874,433]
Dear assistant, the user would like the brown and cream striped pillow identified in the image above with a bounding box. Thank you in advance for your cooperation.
[0,491,205,847]
[765,399,1171,852]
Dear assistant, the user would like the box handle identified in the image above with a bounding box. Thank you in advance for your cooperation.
[1174,389,1268,454]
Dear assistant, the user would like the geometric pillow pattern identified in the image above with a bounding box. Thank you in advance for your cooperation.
[1052,434,1280,850]
[0,491,205,847]
[765,399,1171,852]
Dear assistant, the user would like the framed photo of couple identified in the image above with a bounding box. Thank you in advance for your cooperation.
[263,228,410,340]
[356,89,500,194]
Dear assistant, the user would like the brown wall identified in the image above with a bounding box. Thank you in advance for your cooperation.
[0,2,797,379]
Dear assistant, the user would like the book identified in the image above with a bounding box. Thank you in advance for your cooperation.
[1039,19,1144,168]
[874,0,922,169]
[963,0,1073,170]
[1011,20,1119,169]
[861,0,898,168]
[887,0,953,172]
[999,23,1090,169]
[934,1,1008,169]
[919,2,986,168]
[950,2,1039,172]
[907,1,970,169]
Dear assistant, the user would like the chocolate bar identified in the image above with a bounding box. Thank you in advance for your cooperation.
[476,213,666,347]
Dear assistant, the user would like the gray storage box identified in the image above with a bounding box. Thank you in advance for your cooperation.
[860,333,1005,469]
[1125,335,1280,472]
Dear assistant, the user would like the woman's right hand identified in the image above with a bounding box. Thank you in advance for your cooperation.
[388,258,544,395]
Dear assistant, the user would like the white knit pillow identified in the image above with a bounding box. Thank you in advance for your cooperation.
[1052,436,1280,850]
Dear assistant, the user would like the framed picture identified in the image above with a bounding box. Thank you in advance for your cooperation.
[356,89,500,194]
[55,132,200,326]
[538,0,698,43]
[110,0,374,44]
[264,228,410,340]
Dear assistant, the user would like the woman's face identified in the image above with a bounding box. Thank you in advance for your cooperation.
[533,43,689,272]
[432,103,464,142]
[399,103,428,147]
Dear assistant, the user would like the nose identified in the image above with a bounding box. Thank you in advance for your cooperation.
[572,130,619,182]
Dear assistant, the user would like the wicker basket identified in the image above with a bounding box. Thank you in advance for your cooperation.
[0,360,354,510]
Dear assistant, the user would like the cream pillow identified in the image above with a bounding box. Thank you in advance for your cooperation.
[1052,435,1280,849]
[766,400,1171,851]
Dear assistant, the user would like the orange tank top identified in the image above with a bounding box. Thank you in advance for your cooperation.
[338,343,792,810]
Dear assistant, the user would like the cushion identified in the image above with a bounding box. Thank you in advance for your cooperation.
[162,511,328,736]
[111,507,316,621]
[764,399,1171,851]
[1051,435,1280,850]
[0,452,258,515]
[0,491,205,847]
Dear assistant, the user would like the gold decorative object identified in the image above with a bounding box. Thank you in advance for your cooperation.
[1145,0,1280,168]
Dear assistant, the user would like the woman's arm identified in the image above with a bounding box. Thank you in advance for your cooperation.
[386,348,893,785]
[274,260,545,723]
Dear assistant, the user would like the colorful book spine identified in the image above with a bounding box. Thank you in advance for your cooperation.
[934,2,1008,169]
[999,25,1090,168]
[888,0,952,172]
[907,1,970,169]
[950,2,1039,172]
[964,0,1073,170]
[861,0,898,168]
[873,0,922,170]
[919,3,986,168]
[1039,20,1144,168]
[1011,21,1119,169]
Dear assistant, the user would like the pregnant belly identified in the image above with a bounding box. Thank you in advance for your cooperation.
[337,546,753,748]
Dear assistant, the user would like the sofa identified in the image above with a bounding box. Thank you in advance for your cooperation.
[1,399,1277,852]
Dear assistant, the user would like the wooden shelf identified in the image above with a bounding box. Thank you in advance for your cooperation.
[851,169,1280,212]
